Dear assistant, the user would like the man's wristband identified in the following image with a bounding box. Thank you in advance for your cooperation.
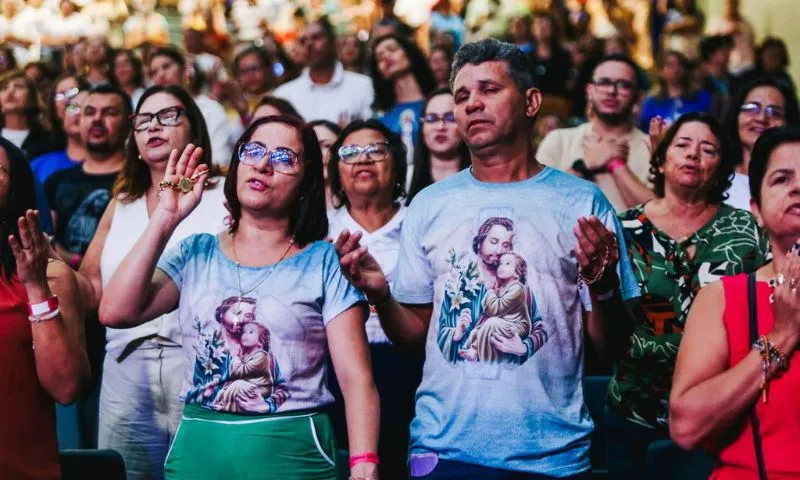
[607,157,626,174]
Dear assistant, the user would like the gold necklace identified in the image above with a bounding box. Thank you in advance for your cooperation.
[231,233,296,306]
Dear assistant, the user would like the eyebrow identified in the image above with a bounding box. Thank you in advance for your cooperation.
[769,168,794,177]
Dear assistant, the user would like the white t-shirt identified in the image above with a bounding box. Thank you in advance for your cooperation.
[273,62,374,124]
[327,205,406,344]
[195,94,233,167]
[725,172,751,211]
[536,122,652,212]
[2,129,30,149]
[46,13,96,43]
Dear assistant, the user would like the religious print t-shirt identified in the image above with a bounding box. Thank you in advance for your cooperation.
[377,100,424,168]
[157,234,367,415]
[393,167,640,476]
[44,165,118,255]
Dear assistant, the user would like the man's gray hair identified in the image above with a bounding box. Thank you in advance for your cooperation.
[449,39,537,94]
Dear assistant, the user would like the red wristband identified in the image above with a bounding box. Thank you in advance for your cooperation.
[349,452,380,468]
[28,297,59,316]
[607,158,626,174]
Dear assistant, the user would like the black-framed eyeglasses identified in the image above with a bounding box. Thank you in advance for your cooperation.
[337,142,390,164]
[740,102,785,120]
[591,78,636,94]
[238,142,302,174]
[421,112,456,124]
[54,87,80,102]
[130,106,184,132]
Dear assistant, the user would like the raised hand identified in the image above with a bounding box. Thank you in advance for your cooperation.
[770,243,800,353]
[573,216,620,290]
[453,308,472,341]
[153,144,209,227]
[334,230,389,303]
[648,115,667,154]
[8,210,50,290]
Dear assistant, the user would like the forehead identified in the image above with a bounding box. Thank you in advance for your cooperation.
[454,61,515,90]
[139,92,181,112]
[745,86,785,105]
[57,76,78,90]
[303,22,325,37]
[594,60,635,80]
[375,38,401,54]
[343,128,386,144]
[766,142,800,171]
[487,224,513,236]
[426,93,454,112]
[672,121,719,144]
[250,122,302,149]
[312,125,337,140]
[239,52,263,66]
[84,93,123,109]
[151,55,177,68]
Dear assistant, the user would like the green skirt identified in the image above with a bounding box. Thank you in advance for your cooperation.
[165,404,340,480]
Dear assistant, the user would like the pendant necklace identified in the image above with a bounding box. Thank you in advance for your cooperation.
[230,233,295,325]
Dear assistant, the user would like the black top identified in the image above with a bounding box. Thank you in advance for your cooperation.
[20,126,60,161]
[529,46,573,98]
[44,165,118,255]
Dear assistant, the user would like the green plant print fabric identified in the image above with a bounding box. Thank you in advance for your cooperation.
[607,203,769,429]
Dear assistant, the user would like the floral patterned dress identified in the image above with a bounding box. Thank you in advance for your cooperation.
[607,203,769,429]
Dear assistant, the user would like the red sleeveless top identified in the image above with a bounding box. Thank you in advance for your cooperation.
[0,276,60,480]
[713,274,800,480]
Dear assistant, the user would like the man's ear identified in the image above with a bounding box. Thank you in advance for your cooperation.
[525,87,542,119]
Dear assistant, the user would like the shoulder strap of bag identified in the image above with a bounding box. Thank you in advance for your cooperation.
[748,272,769,480]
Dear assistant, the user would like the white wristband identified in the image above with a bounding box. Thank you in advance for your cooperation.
[29,307,61,323]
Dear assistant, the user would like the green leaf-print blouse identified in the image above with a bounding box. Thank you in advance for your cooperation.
[607,203,769,429]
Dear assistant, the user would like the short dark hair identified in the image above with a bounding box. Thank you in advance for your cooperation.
[723,75,800,168]
[314,15,337,43]
[700,35,734,62]
[749,126,800,206]
[328,119,407,209]
[307,119,342,137]
[116,85,222,202]
[407,87,470,204]
[592,54,641,89]
[450,39,537,94]
[110,50,145,89]
[757,37,790,70]
[86,83,133,118]
[232,46,273,77]
[148,46,186,71]
[649,112,734,204]
[369,34,436,112]
[224,115,328,246]
[251,95,303,121]
[0,137,37,280]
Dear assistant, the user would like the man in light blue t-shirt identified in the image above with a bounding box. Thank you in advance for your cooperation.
[335,39,640,479]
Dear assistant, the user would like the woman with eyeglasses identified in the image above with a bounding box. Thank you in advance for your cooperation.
[406,88,470,203]
[326,119,421,479]
[72,84,228,480]
[605,113,768,479]
[723,76,800,211]
[100,115,379,479]
[0,69,59,161]
[31,76,91,184]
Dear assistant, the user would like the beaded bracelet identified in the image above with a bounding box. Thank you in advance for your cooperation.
[753,336,789,373]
